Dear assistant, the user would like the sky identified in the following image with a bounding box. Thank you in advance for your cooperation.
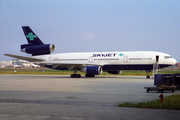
[0,0,180,62]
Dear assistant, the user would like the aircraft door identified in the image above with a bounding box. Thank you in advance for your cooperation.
[88,56,93,63]
[123,56,128,63]
[156,55,159,62]
[48,57,53,62]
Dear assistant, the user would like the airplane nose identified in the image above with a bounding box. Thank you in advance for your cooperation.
[172,58,177,65]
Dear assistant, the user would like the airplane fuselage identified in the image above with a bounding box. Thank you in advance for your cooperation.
[32,51,177,72]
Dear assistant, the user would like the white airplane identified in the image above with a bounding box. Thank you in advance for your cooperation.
[30,64,40,68]
[5,26,177,78]
[10,64,22,68]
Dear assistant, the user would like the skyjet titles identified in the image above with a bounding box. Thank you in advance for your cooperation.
[92,53,117,57]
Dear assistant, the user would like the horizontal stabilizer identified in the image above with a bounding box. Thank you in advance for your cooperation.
[4,54,45,62]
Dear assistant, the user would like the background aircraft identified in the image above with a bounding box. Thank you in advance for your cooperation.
[30,64,40,68]
[10,64,22,68]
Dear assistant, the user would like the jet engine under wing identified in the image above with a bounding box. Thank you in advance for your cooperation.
[4,54,45,62]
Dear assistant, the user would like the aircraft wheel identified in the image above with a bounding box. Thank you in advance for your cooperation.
[146,89,150,93]
[85,74,90,77]
[85,74,95,77]
[71,74,81,78]
[146,75,150,79]
[76,74,81,78]
[71,74,75,78]
[161,90,164,93]
[91,75,95,77]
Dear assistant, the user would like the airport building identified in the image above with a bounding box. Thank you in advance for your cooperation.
[12,59,29,66]
[0,59,32,68]
[178,63,180,69]
[0,61,12,68]
[12,59,32,67]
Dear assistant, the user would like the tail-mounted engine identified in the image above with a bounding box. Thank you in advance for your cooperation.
[21,44,55,56]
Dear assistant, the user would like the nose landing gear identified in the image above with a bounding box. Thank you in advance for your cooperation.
[146,70,151,79]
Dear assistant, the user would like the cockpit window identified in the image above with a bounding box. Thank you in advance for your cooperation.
[164,56,172,59]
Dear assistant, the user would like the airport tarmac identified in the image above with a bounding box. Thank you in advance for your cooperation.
[0,74,179,120]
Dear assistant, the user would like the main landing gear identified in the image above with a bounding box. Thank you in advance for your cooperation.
[70,69,95,78]
[71,69,81,78]
[70,74,95,78]
[71,74,81,78]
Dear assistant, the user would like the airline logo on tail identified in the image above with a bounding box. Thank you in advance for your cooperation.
[26,32,37,41]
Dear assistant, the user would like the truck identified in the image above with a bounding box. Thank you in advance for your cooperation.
[144,74,176,93]
[174,73,180,90]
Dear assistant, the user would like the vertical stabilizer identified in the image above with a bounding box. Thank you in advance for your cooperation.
[22,26,44,45]
[21,26,55,56]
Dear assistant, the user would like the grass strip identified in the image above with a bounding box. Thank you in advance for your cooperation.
[119,94,180,110]
[0,68,180,75]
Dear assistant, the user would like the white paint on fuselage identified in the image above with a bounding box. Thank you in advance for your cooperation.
[32,51,177,67]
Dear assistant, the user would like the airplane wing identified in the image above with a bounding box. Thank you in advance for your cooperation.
[4,54,104,68]
[36,62,105,70]
[4,54,45,62]
[36,62,104,67]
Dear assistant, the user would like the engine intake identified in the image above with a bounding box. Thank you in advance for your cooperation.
[21,44,55,56]
[81,66,102,75]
